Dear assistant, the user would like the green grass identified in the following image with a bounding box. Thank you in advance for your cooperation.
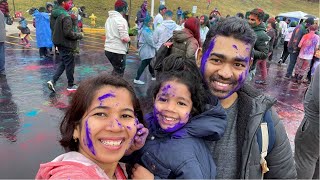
[7,0,319,28]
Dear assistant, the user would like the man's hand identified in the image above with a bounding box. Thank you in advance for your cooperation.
[125,123,149,155]
[131,163,154,180]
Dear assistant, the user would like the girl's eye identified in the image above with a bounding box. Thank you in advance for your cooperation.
[158,97,167,102]
[177,102,187,106]
[93,112,107,117]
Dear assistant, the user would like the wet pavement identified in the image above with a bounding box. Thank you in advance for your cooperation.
[0,29,307,178]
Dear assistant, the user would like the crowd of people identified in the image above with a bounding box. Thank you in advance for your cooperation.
[1,0,319,179]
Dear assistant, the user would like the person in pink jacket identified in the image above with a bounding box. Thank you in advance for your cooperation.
[36,74,148,179]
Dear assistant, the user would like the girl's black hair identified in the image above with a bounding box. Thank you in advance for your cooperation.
[153,54,217,116]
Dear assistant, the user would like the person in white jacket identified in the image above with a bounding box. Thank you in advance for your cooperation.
[278,21,297,65]
[153,10,178,50]
[104,0,130,77]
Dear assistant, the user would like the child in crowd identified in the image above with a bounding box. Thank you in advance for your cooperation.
[36,75,148,179]
[33,7,53,58]
[17,16,31,48]
[128,55,227,179]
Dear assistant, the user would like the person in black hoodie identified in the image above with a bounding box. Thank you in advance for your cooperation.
[47,0,83,92]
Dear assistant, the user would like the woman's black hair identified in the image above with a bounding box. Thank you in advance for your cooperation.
[153,54,216,116]
[59,74,144,152]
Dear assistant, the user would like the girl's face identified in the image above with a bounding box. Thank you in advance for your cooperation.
[73,85,137,169]
[154,80,193,132]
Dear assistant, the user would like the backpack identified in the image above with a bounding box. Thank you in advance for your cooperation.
[151,38,173,71]
[257,109,276,177]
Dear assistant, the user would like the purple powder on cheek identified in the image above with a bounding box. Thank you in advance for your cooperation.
[201,38,216,76]
[232,45,238,50]
[134,118,139,126]
[85,119,96,155]
[98,92,116,106]
[163,122,187,133]
[115,119,123,128]
[126,126,132,130]
[220,70,247,99]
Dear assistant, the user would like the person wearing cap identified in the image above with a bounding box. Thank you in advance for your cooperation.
[285,17,314,79]
[104,0,130,77]
[247,8,270,85]
[153,4,166,29]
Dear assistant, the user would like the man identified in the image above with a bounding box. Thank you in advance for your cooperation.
[278,17,288,43]
[104,0,130,77]
[286,17,314,78]
[0,0,9,17]
[200,17,296,179]
[199,15,209,46]
[247,8,269,85]
[0,11,5,76]
[153,10,177,50]
[47,0,83,92]
[294,66,319,179]
[153,5,166,29]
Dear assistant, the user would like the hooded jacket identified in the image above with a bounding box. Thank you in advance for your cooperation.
[224,84,296,179]
[50,6,82,50]
[33,10,53,48]
[171,29,199,60]
[252,22,270,61]
[130,103,227,179]
[104,11,129,55]
[35,152,110,179]
[153,20,178,50]
[138,26,156,60]
[288,23,307,53]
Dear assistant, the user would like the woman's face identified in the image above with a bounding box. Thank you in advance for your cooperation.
[73,85,137,168]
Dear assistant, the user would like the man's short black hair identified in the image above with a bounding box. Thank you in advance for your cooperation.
[282,17,287,21]
[57,0,68,5]
[249,8,265,21]
[203,17,257,54]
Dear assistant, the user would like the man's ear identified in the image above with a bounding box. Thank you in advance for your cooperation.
[196,47,203,68]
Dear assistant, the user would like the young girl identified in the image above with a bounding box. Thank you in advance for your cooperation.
[36,75,148,179]
[129,54,227,179]
[134,15,156,85]
[17,16,31,48]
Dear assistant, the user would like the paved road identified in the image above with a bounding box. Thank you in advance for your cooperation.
[0,24,307,178]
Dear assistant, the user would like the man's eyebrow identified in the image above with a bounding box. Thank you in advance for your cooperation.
[210,52,226,59]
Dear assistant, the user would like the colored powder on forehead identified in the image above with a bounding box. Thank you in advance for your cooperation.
[161,84,172,95]
[98,92,115,106]
[85,119,96,155]
[232,45,238,50]
[201,38,216,75]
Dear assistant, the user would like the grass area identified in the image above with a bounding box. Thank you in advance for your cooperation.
[6,0,319,28]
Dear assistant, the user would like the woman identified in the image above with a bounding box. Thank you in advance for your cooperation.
[134,15,156,85]
[36,75,148,179]
[171,17,200,60]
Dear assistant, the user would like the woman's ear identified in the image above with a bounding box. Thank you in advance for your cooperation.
[196,47,203,68]
[73,124,80,140]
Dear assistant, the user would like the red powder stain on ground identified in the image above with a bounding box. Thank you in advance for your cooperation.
[19,133,49,149]
[24,65,41,71]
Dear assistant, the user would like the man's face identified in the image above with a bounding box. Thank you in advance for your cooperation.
[200,16,205,25]
[201,36,252,100]
[248,14,261,27]
[160,8,166,15]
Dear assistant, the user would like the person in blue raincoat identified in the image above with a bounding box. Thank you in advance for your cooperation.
[33,7,53,58]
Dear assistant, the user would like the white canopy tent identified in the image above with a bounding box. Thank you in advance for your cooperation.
[277,11,319,21]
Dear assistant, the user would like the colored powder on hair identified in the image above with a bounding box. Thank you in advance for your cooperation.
[85,119,96,155]
[201,38,216,75]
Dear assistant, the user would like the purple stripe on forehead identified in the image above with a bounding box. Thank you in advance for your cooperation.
[201,38,216,75]
[98,93,115,101]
